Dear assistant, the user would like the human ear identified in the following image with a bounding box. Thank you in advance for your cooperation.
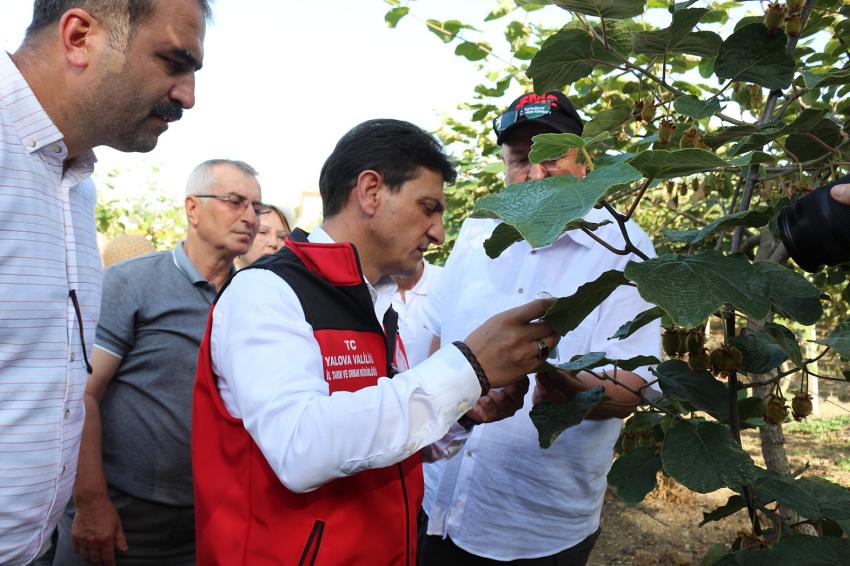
[352,170,384,217]
[58,9,104,71]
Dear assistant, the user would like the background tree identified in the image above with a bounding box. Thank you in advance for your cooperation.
[386,0,850,561]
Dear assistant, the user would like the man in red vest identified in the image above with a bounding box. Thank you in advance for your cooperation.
[193,119,558,565]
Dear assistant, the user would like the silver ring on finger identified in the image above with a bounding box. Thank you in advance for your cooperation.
[536,339,550,361]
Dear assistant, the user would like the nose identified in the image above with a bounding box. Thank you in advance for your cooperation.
[529,162,549,181]
[170,73,196,110]
[429,216,445,246]
[242,205,261,233]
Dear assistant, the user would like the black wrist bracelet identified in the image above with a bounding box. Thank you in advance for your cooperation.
[457,415,479,431]
[452,340,491,397]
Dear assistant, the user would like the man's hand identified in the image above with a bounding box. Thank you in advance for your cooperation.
[831,183,850,205]
[464,298,559,388]
[465,377,529,424]
[532,369,584,405]
[71,497,127,566]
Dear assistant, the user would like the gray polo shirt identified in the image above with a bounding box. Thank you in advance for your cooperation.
[95,242,222,506]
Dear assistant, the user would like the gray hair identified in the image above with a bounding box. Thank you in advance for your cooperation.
[26,0,213,47]
[185,159,259,197]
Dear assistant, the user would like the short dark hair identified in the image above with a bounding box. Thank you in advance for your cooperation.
[319,119,457,218]
[26,0,213,44]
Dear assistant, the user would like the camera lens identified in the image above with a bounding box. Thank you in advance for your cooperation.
[778,175,850,273]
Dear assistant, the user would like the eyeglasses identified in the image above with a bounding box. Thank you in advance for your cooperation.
[195,193,270,216]
[493,101,555,137]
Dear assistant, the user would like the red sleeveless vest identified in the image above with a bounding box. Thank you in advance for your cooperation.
[193,232,421,565]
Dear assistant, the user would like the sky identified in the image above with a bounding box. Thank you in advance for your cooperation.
[1,0,567,216]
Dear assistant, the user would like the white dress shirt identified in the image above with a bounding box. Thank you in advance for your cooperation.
[212,227,479,494]
[392,261,444,366]
[0,52,101,565]
[420,208,661,560]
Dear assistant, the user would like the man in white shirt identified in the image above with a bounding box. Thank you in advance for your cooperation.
[0,1,209,564]
[419,91,662,565]
[392,259,444,366]
[192,119,557,564]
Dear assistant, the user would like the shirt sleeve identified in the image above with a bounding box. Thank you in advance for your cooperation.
[211,269,482,494]
[94,264,138,359]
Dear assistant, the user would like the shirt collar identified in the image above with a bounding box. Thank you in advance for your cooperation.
[172,241,212,286]
[0,51,97,171]
[407,261,434,297]
[308,227,398,305]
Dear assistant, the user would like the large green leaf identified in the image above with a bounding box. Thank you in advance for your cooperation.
[753,262,823,325]
[556,351,659,372]
[727,109,828,156]
[583,105,632,137]
[785,118,844,162]
[455,41,490,61]
[543,270,629,336]
[662,419,756,493]
[655,360,730,420]
[624,251,770,328]
[528,132,610,163]
[470,163,641,249]
[527,28,619,92]
[530,386,608,448]
[718,536,850,566]
[673,94,722,120]
[553,0,646,19]
[483,219,611,259]
[632,8,720,57]
[816,320,850,359]
[609,306,667,340]
[608,447,662,505]
[752,472,850,522]
[763,322,803,368]
[627,149,729,180]
[803,67,850,89]
[715,23,795,90]
[662,207,772,246]
[699,494,747,526]
[730,331,788,374]
[384,7,409,28]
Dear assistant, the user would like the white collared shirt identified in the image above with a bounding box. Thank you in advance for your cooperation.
[212,227,479,493]
[420,209,661,560]
[392,261,444,366]
[0,52,101,565]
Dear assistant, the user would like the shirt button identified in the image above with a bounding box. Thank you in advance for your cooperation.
[531,250,537,255]
[62,465,66,474]
[466,450,474,457]
[518,288,524,294]
[64,409,70,419]
[458,402,470,413]
[69,352,76,362]
[26,139,37,148]
[52,145,63,153]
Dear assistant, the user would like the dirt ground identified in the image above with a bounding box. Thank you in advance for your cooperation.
[588,413,850,566]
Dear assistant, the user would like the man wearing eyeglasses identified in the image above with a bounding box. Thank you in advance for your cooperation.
[418,92,661,566]
[53,159,262,565]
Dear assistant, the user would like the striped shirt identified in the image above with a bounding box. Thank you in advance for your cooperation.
[0,51,101,564]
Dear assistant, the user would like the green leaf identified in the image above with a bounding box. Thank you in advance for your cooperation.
[699,494,747,526]
[583,105,632,138]
[752,472,850,522]
[703,544,731,566]
[609,306,667,340]
[785,118,843,162]
[816,320,850,359]
[673,94,722,120]
[753,262,823,325]
[632,8,720,57]
[552,0,647,19]
[737,396,765,428]
[803,67,850,89]
[730,331,788,374]
[662,419,756,493]
[624,250,770,328]
[729,151,776,168]
[543,270,629,336]
[608,447,662,505]
[483,223,523,258]
[527,28,619,92]
[485,0,516,21]
[384,6,409,28]
[528,132,610,163]
[765,536,850,566]
[455,41,490,61]
[715,23,795,91]
[763,322,803,368]
[426,19,471,43]
[662,207,772,246]
[557,352,660,372]
[627,149,729,180]
[530,386,608,448]
[655,359,730,421]
[470,163,642,249]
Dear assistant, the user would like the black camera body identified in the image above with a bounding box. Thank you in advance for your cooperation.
[778,174,850,273]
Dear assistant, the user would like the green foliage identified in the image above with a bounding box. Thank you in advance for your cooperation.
[541,269,628,335]
[607,447,661,505]
[529,386,608,448]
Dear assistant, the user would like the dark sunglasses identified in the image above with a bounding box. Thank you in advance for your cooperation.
[493,101,555,136]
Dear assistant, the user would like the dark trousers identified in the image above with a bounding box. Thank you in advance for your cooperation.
[418,523,600,566]
[53,486,195,566]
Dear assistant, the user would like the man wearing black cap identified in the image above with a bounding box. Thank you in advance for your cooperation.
[417,92,661,565]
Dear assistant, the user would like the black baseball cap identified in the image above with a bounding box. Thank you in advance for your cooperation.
[493,91,584,145]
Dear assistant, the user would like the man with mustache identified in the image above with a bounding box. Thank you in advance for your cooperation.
[53,160,263,565]
[0,1,208,564]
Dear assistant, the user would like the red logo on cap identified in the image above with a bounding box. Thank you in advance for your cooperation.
[515,93,559,110]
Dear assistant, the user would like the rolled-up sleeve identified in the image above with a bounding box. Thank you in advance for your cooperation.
[211,269,481,493]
